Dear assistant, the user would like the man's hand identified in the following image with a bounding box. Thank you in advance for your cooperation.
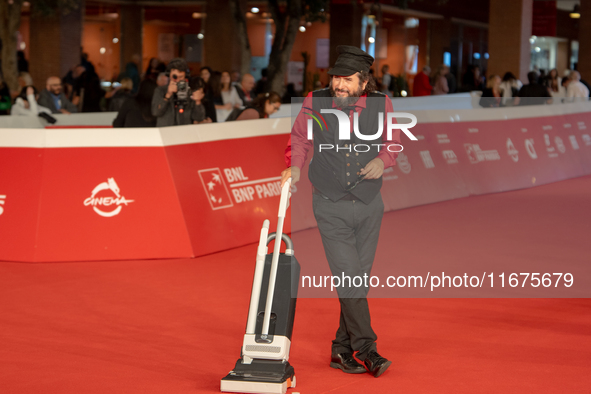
[281,166,300,187]
[26,86,34,96]
[360,158,384,179]
[166,81,178,98]
[59,109,71,114]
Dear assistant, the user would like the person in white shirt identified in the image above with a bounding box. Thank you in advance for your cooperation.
[565,71,589,101]
[10,86,52,116]
[213,71,244,122]
[499,72,522,106]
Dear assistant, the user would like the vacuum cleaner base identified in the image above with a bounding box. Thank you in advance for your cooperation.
[221,358,296,394]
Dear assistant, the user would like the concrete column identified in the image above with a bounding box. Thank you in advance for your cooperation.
[329,2,363,67]
[203,0,241,72]
[29,1,84,87]
[577,0,591,79]
[429,18,452,71]
[488,0,533,82]
[120,4,143,71]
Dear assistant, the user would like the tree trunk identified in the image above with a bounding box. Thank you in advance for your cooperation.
[229,0,251,76]
[267,0,302,95]
[0,0,24,93]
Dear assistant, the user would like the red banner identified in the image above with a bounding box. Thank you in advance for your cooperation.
[533,0,557,37]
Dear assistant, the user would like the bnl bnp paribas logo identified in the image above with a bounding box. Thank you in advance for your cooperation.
[303,108,419,151]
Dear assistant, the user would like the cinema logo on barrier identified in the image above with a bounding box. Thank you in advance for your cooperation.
[464,143,500,164]
[0,195,6,215]
[84,178,134,217]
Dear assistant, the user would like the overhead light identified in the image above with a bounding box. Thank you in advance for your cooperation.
[535,47,541,53]
[251,7,260,13]
[570,4,580,18]
[197,33,204,39]
[529,35,536,44]
[473,52,481,59]
[99,47,106,54]
[401,90,408,97]
[368,37,375,43]
[20,42,26,50]
[484,52,489,59]
[112,37,119,44]
[192,12,205,19]
[299,26,306,32]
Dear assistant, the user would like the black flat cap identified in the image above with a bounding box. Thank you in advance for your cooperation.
[328,45,374,76]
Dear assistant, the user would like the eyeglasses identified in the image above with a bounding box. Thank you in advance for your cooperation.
[345,174,365,192]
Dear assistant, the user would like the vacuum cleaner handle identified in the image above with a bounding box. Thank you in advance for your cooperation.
[277,178,291,219]
[245,219,270,335]
[261,178,291,337]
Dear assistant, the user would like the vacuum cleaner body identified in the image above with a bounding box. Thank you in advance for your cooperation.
[221,180,300,394]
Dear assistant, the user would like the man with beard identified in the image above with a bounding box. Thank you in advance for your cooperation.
[280,46,401,378]
[38,76,78,114]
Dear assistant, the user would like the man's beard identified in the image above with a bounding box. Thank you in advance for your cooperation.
[330,83,364,108]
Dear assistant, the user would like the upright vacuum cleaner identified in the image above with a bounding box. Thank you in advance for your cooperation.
[221,179,300,394]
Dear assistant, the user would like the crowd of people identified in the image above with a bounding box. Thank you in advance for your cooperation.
[2,50,591,123]
[0,53,283,127]
[399,63,590,107]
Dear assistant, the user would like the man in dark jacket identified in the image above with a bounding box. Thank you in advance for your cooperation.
[37,76,78,114]
[517,71,552,106]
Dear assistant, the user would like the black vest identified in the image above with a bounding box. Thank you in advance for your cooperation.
[307,88,387,204]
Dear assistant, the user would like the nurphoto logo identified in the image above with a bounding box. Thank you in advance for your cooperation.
[304,107,419,153]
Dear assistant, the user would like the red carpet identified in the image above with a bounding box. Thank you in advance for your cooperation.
[1,176,591,393]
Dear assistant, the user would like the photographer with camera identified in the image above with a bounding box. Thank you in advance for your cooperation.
[152,58,205,127]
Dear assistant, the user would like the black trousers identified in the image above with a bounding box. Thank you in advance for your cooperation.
[312,191,384,361]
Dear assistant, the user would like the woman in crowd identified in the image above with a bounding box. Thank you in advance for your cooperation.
[545,68,565,99]
[235,91,281,120]
[480,75,503,107]
[199,66,217,122]
[432,65,449,95]
[112,80,157,127]
[10,86,52,116]
[213,71,243,121]
[189,76,212,124]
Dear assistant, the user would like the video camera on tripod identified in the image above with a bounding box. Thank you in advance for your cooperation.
[173,80,191,113]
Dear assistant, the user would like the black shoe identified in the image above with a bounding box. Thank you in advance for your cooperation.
[330,352,367,374]
[363,350,392,378]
